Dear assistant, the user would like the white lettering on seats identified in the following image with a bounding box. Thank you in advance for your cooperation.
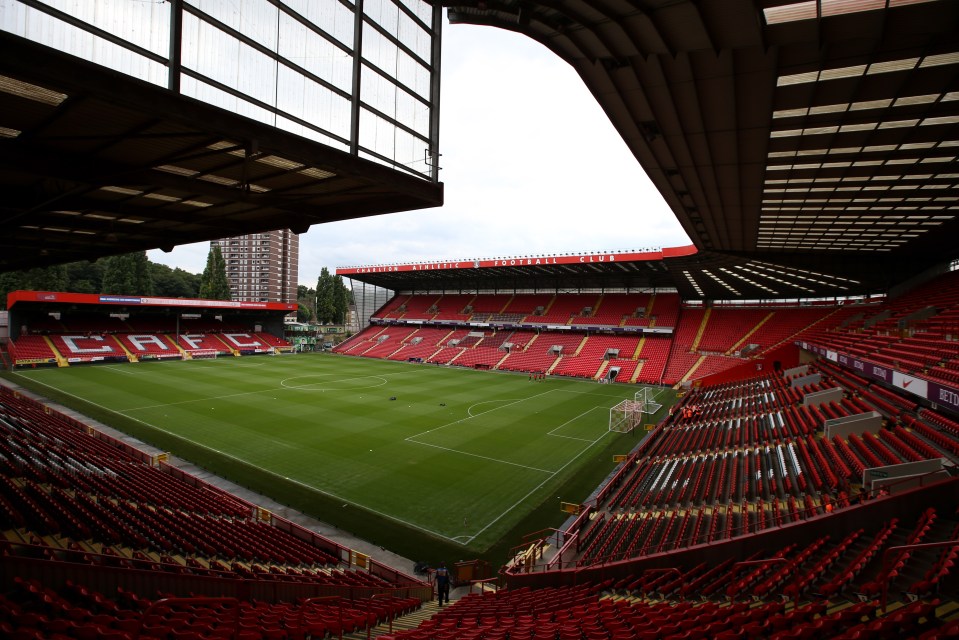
[61,336,113,354]
[223,333,262,348]
[128,335,170,352]
[180,334,206,350]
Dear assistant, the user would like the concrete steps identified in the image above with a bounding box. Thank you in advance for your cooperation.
[342,600,449,639]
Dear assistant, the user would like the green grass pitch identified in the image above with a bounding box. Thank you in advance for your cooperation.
[8,353,675,562]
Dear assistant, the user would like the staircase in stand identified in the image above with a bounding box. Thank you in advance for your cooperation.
[42,336,69,367]
[342,600,446,639]
[595,361,610,380]
[680,354,708,383]
[689,307,712,352]
[726,311,775,355]
[111,335,138,362]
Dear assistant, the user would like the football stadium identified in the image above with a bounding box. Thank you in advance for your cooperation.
[2,1,959,639]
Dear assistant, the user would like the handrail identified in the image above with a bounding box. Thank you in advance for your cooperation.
[469,576,502,594]
[136,596,239,640]
[545,531,579,571]
[879,539,959,612]
[296,595,346,640]
[865,466,952,496]
[639,567,682,595]
[368,593,395,639]
[731,558,795,608]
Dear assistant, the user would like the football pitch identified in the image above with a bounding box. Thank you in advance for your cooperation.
[9,354,673,558]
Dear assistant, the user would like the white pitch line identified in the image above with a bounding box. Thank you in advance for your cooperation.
[122,385,290,412]
[546,406,606,442]
[102,366,135,375]
[405,389,557,442]
[121,369,419,412]
[7,372,466,544]
[466,399,513,418]
[464,427,613,545]
[406,439,555,474]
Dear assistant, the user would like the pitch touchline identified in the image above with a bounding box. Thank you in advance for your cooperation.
[8,373,466,545]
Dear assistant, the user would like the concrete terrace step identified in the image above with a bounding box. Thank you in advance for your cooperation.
[342,600,450,639]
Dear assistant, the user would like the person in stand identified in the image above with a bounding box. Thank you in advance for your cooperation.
[435,562,451,606]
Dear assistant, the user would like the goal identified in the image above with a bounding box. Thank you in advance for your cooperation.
[635,387,662,415]
[609,399,644,433]
[190,349,218,360]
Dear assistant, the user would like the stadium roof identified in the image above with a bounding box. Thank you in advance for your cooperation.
[425,0,959,297]
[0,32,443,272]
[6,290,298,315]
[337,245,878,298]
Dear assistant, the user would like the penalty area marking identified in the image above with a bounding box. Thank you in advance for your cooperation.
[546,406,607,442]
[462,425,613,546]
[407,439,555,474]
[467,399,520,417]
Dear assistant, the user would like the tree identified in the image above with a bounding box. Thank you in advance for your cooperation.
[199,244,231,300]
[0,271,26,309]
[101,255,135,294]
[332,275,351,325]
[21,265,68,292]
[315,268,335,324]
[296,302,312,323]
[101,252,154,295]
[297,284,316,322]
[152,263,200,297]
[132,251,154,295]
[65,261,105,294]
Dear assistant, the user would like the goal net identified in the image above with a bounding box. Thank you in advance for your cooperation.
[609,399,643,433]
[635,387,663,415]
[190,349,218,360]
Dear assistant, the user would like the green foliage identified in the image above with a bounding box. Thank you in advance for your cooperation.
[65,261,105,294]
[332,276,351,324]
[297,285,316,322]
[0,271,25,309]
[199,244,231,300]
[296,302,312,323]
[0,265,71,304]
[0,256,198,308]
[315,268,336,323]
[100,252,154,295]
[152,263,200,298]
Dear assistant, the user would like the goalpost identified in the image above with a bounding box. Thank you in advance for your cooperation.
[190,349,218,360]
[635,387,663,415]
[609,399,644,433]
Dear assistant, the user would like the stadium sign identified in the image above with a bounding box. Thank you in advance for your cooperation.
[336,245,698,276]
[799,341,959,411]
[6,290,296,312]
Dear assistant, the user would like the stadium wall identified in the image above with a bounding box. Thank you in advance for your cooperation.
[689,343,801,388]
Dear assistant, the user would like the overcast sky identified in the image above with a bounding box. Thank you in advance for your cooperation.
[149,19,690,284]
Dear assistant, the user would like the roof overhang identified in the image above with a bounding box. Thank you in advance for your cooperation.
[337,244,885,299]
[429,0,959,295]
[0,32,443,272]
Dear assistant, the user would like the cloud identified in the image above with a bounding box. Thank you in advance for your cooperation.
[152,23,689,282]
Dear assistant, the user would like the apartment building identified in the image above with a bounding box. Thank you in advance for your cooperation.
[212,231,298,304]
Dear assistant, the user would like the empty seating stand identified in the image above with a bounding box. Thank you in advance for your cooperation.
[0,386,426,607]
